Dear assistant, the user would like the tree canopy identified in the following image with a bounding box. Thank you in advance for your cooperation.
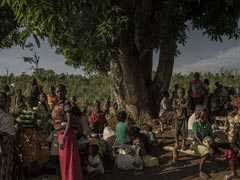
[1,0,240,119]
[1,0,240,72]
[0,5,18,47]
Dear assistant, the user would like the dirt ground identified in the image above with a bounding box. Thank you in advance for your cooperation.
[30,131,240,180]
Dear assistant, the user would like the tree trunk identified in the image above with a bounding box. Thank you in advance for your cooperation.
[111,32,153,124]
[149,40,176,116]
[110,0,175,122]
[112,54,152,123]
[154,41,175,92]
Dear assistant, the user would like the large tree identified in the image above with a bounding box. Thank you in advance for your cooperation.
[1,0,240,121]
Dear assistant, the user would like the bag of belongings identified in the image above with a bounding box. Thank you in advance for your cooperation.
[115,144,143,170]
[143,155,159,168]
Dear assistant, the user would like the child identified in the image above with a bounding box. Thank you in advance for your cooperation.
[87,144,104,180]
[147,126,156,145]
[172,88,188,150]
[142,125,156,154]
[143,124,156,145]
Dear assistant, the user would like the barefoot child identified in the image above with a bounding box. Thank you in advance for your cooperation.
[173,88,188,150]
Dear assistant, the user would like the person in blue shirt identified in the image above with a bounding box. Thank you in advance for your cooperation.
[115,111,129,145]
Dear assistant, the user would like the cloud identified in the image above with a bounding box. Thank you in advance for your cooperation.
[174,46,240,74]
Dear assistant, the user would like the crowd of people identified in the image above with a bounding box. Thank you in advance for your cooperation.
[160,72,240,180]
[0,72,239,180]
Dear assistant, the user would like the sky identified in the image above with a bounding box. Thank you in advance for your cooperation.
[0,30,240,75]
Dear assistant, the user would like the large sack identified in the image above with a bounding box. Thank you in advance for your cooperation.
[115,154,143,170]
[143,155,159,168]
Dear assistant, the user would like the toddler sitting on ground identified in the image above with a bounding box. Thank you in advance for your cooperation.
[87,144,104,180]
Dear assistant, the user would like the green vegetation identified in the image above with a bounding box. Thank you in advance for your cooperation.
[1,1,240,119]
[1,70,239,109]
[170,72,240,92]
[0,70,112,107]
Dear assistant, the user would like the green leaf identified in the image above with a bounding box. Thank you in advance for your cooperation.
[0,0,7,7]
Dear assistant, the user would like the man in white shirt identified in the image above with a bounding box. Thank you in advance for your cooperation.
[188,106,205,139]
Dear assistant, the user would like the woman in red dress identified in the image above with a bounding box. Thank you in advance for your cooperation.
[52,84,83,180]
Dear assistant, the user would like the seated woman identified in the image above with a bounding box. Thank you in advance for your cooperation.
[192,110,214,179]
[103,122,115,146]
[115,111,130,145]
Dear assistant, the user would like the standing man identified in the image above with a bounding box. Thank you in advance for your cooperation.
[0,92,16,180]
[188,72,205,112]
